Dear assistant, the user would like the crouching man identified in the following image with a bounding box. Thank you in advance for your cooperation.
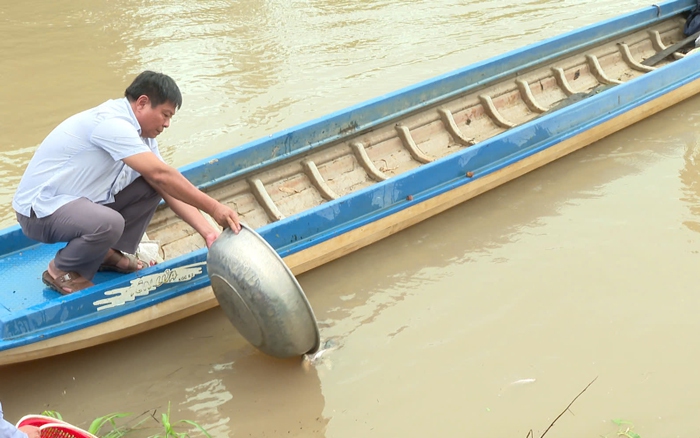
[12,71,240,294]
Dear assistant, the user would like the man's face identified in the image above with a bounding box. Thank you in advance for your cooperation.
[133,96,177,138]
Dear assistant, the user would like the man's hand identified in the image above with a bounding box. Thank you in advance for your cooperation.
[204,229,220,248]
[18,425,40,438]
[211,203,241,234]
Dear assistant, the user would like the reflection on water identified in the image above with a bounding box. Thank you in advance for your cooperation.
[3,0,700,437]
[183,377,233,437]
[679,122,700,233]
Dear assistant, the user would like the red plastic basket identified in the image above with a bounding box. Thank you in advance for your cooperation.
[16,415,97,438]
[37,423,97,438]
[15,415,67,428]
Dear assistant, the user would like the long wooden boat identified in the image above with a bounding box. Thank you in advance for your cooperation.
[1,0,699,366]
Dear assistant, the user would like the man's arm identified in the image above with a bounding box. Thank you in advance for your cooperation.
[122,151,241,233]
[160,190,221,248]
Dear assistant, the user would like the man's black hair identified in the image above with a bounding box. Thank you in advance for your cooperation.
[124,71,182,109]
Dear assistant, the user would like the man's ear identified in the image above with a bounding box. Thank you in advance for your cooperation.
[135,94,150,110]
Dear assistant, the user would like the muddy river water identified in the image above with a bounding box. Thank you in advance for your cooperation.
[1,0,700,437]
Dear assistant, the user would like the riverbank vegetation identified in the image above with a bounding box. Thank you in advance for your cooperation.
[42,402,211,438]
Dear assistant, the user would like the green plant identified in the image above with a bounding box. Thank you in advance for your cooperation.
[41,410,63,421]
[149,402,211,438]
[39,403,210,438]
[43,409,132,437]
[612,419,641,438]
[88,412,132,438]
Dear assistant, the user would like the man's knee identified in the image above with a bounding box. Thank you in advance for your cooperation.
[96,209,126,244]
[16,201,125,245]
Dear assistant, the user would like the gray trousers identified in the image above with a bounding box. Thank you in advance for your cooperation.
[16,177,162,280]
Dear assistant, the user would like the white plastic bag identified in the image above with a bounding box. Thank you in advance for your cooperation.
[136,234,163,266]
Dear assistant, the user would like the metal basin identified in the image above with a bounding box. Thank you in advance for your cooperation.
[207,223,320,358]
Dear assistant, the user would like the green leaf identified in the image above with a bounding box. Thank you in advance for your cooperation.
[88,412,131,435]
[41,410,63,420]
[178,419,212,438]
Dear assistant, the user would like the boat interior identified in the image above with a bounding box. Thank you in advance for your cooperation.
[147,16,692,264]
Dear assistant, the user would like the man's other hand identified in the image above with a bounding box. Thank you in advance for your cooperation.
[204,230,220,248]
[19,425,40,438]
[212,203,241,234]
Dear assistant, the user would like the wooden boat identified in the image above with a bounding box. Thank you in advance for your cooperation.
[2,0,699,366]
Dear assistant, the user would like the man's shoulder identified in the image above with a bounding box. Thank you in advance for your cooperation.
[93,115,138,133]
[91,100,140,135]
[59,98,135,133]
[93,98,136,122]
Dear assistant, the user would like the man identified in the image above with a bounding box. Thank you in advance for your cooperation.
[13,71,241,295]
[0,402,39,438]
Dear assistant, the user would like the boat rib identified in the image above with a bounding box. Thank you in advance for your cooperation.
[618,44,656,72]
[395,124,434,163]
[249,178,285,221]
[648,30,686,59]
[302,159,339,201]
[350,142,388,181]
[479,95,516,128]
[437,108,476,146]
[551,67,577,96]
[516,80,548,113]
[649,30,667,51]
[586,54,623,85]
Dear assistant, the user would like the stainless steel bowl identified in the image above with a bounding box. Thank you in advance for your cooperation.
[207,223,320,358]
